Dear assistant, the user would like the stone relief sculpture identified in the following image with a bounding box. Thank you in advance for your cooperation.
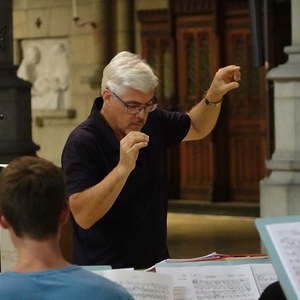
[17,39,70,110]
[17,45,41,83]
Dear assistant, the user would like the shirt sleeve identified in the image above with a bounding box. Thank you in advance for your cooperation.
[150,109,191,147]
[61,130,107,198]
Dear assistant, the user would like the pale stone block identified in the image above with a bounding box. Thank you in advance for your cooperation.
[13,10,28,39]
[26,0,83,9]
[50,6,71,37]
[69,34,102,64]
[267,62,300,81]
[286,47,300,64]
[275,98,296,151]
[274,81,300,98]
[76,0,103,4]
[26,0,50,9]
[70,2,106,36]
[260,170,300,218]
[135,0,167,10]
[27,9,51,38]
[292,0,300,44]
[48,0,70,7]
[71,64,101,95]
[13,0,28,10]
[260,182,289,217]
[71,91,98,122]
[32,122,76,166]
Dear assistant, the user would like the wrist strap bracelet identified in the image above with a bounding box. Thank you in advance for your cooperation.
[204,98,223,106]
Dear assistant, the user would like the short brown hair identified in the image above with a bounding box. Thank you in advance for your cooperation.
[0,156,66,240]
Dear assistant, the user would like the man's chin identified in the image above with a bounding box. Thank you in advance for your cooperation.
[124,128,139,135]
[127,124,143,132]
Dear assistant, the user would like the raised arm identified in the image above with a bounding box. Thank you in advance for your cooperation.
[184,65,241,141]
[69,131,149,229]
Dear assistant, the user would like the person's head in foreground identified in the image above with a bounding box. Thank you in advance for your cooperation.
[0,156,67,247]
[0,156,134,300]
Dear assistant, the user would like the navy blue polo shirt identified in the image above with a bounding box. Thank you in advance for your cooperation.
[62,97,190,269]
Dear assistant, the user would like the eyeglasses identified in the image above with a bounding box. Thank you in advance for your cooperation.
[107,88,158,114]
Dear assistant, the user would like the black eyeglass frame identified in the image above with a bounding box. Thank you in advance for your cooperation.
[107,88,158,114]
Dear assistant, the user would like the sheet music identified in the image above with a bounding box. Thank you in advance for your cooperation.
[98,269,173,300]
[157,265,260,300]
[250,263,277,294]
[266,222,300,299]
[164,252,224,263]
[156,267,196,300]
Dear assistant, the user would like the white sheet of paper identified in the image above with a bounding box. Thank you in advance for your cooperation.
[266,222,300,299]
[157,264,261,300]
[250,263,277,294]
[94,269,173,300]
[156,267,197,300]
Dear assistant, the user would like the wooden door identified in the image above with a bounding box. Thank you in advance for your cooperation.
[138,9,181,198]
[223,4,267,202]
[176,14,220,200]
[174,1,267,202]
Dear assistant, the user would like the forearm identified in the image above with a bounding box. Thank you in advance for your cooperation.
[69,164,131,229]
[184,65,240,141]
[184,98,221,141]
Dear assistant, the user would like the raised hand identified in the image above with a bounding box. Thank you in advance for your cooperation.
[206,65,241,102]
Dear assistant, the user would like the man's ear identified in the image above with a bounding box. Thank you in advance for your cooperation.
[102,89,111,104]
[60,203,70,225]
[0,214,11,229]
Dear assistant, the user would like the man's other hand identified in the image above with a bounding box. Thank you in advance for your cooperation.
[119,131,149,173]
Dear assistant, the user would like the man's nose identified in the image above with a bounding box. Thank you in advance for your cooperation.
[136,107,148,118]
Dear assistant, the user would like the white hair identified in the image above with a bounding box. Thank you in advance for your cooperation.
[101,51,159,95]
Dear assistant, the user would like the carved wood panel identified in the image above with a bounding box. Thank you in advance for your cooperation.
[176,15,219,199]
[138,9,180,198]
[224,5,267,202]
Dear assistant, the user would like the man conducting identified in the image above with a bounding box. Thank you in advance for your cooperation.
[62,51,240,269]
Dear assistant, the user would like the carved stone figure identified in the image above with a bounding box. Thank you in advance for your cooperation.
[17,39,70,110]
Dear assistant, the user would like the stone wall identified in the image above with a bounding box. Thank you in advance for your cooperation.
[13,0,104,165]
[12,0,167,165]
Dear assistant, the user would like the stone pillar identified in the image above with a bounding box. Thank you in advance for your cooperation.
[97,0,111,70]
[260,0,300,217]
[115,0,135,52]
[0,0,39,163]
